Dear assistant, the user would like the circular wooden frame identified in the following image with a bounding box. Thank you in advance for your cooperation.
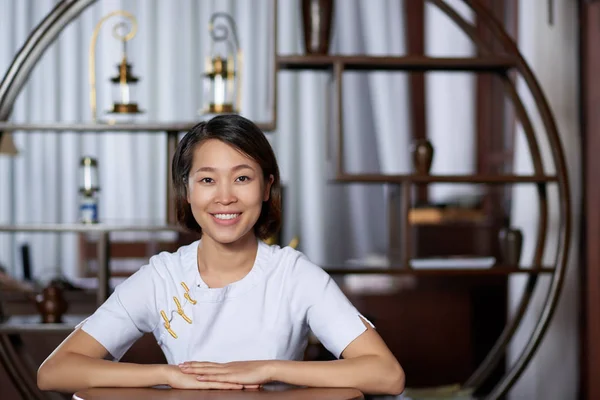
[0,1,571,399]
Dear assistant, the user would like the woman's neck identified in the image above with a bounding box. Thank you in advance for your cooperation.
[197,232,258,286]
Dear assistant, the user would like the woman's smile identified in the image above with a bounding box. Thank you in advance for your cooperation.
[210,212,242,226]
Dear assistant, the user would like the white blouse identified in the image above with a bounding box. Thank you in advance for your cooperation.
[80,240,371,365]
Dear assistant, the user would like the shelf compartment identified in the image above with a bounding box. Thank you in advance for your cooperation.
[323,267,554,276]
[277,55,518,72]
[0,315,87,334]
[331,173,558,184]
[0,221,185,233]
[0,120,274,133]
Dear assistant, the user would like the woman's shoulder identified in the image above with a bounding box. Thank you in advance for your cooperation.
[140,240,199,282]
[262,242,328,281]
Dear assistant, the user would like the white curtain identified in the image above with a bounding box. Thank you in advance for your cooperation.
[507,0,581,398]
[425,0,477,204]
[0,0,476,279]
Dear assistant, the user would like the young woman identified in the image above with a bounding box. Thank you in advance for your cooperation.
[37,115,405,395]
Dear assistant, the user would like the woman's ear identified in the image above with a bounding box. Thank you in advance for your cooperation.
[186,181,192,204]
[264,175,274,201]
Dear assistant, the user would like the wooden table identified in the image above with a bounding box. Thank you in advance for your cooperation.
[72,387,364,400]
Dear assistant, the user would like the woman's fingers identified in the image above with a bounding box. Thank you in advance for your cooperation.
[244,384,261,390]
[197,381,243,390]
[196,374,233,382]
[179,362,223,369]
[179,362,226,375]
[179,366,224,375]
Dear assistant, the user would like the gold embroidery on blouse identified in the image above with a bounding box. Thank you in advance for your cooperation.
[159,282,198,338]
[180,282,197,305]
[173,296,193,324]
[160,310,178,339]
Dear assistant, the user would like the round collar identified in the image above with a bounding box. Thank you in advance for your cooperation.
[182,238,269,302]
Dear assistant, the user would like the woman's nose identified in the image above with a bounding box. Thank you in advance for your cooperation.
[215,183,237,204]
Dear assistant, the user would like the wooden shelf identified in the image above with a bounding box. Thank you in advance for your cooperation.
[331,173,558,184]
[0,120,274,133]
[277,55,517,72]
[409,207,487,225]
[323,267,554,276]
[0,221,186,233]
[0,315,87,334]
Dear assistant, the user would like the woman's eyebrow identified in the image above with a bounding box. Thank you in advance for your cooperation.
[231,164,254,172]
[194,164,255,173]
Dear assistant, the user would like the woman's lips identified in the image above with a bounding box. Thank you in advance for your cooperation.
[210,212,242,226]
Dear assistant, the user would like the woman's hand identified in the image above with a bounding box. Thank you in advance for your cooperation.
[165,365,259,390]
[178,361,274,386]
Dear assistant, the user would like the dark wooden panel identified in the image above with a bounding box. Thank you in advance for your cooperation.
[276,55,517,71]
[342,276,506,389]
[581,1,600,399]
[332,173,557,184]
[81,239,180,260]
[351,288,474,387]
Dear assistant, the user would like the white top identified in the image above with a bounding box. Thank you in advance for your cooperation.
[80,240,371,365]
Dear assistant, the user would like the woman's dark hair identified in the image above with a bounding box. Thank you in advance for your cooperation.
[172,114,282,240]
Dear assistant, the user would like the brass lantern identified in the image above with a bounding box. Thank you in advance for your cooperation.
[202,13,242,115]
[109,47,141,114]
[89,11,142,121]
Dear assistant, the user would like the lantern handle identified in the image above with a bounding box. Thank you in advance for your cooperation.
[208,12,242,113]
[209,12,240,55]
[89,11,138,122]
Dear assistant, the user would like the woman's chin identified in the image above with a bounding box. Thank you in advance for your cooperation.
[206,229,251,245]
[208,234,240,245]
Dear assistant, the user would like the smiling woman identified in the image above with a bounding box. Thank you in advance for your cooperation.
[36,115,405,396]
[172,116,281,245]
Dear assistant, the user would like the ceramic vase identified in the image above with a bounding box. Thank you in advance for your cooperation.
[301,0,334,54]
[35,284,68,323]
[498,227,523,266]
[411,139,434,175]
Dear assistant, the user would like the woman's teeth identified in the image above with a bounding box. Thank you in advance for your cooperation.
[214,213,239,220]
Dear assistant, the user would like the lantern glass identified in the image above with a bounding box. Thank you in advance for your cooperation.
[203,56,237,114]
[111,81,138,107]
[80,157,99,192]
[201,13,241,116]
[109,61,141,114]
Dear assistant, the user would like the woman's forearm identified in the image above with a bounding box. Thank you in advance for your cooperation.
[270,355,405,395]
[37,352,168,393]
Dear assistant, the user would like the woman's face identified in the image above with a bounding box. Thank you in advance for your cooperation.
[187,139,273,245]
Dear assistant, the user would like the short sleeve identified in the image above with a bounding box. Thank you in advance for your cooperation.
[290,254,373,359]
[79,264,160,360]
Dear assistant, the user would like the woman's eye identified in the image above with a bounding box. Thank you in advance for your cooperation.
[199,177,214,184]
[236,176,251,182]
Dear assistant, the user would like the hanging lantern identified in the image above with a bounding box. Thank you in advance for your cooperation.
[89,11,142,121]
[109,49,141,114]
[202,13,242,115]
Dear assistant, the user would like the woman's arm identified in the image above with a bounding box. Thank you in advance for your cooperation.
[37,328,249,393]
[181,320,405,395]
[271,322,404,395]
[38,328,165,392]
